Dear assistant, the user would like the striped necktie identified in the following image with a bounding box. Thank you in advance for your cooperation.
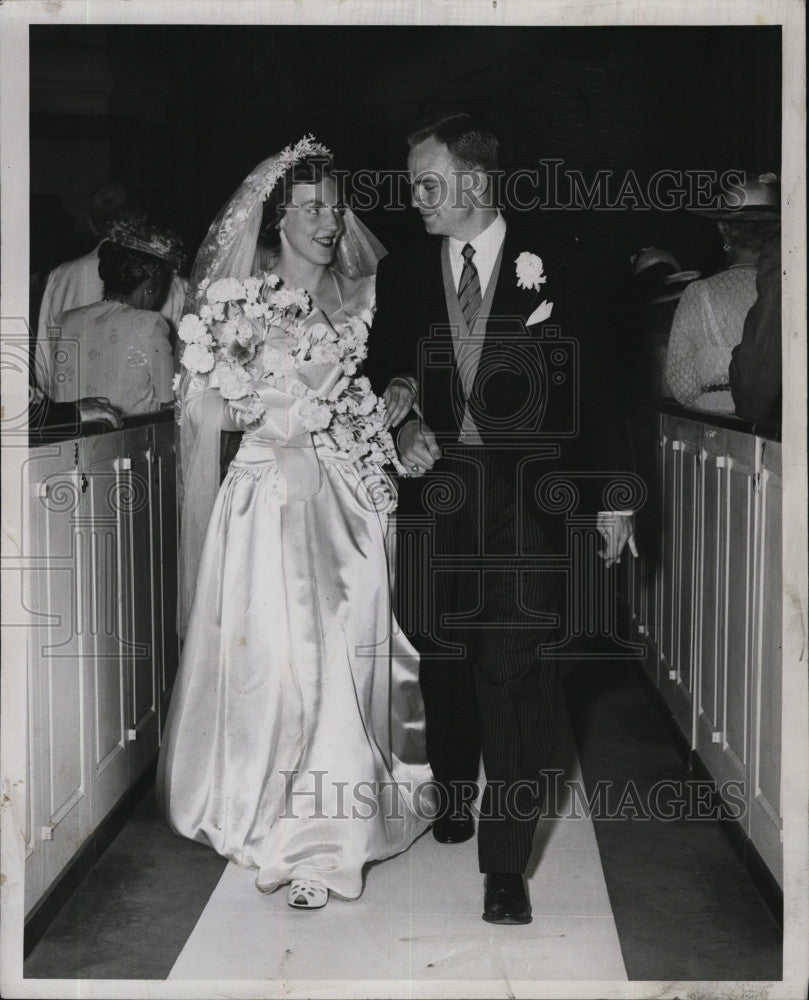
[458,242,482,328]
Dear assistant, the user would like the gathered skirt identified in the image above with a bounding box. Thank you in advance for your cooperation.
[156,444,434,898]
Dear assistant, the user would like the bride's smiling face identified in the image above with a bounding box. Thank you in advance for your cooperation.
[278,177,344,266]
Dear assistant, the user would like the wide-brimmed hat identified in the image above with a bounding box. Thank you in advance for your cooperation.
[687,172,780,221]
[630,247,681,277]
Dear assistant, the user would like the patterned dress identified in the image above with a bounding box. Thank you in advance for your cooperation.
[665,265,758,412]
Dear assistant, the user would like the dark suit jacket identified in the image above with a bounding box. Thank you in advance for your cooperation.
[729,234,781,426]
[368,219,632,518]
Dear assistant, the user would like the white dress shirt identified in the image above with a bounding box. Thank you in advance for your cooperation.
[448,212,506,296]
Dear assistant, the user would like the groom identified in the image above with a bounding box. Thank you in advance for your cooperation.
[368,112,636,924]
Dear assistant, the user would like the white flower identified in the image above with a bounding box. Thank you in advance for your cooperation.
[199,304,215,324]
[181,341,216,374]
[171,373,182,393]
[299,398,333,431]
[271,287,311,314]
[356,392,377,416]
[218,365,252,400]
[262,341,295,373]
[309,322,337,343]
[178,313,208,344]
[265,273,280,289]
[243,300,270,320]
[290,380,308,398]
[242,275,263,302]
[232,314,257,346]
[515,252,547,291]
[207,277,245,303]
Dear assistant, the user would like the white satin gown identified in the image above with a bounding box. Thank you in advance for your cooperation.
[156,273,434,899]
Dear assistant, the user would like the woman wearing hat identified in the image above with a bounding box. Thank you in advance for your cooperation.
[665,172,779,412]
[39,219,185,418]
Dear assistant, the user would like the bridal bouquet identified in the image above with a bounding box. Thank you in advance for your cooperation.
[178,273,405,472]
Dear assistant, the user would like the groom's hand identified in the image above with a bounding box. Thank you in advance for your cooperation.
[596,512,638,568]
[382,377,416,429]
[397,419,441,476]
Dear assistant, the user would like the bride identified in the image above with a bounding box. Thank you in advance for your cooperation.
[156,137,433,910]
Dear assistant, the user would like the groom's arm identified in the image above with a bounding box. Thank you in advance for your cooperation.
[367,252,419,396]
[558,254,638,563]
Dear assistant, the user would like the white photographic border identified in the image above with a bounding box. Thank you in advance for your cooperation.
[1,2,806,998]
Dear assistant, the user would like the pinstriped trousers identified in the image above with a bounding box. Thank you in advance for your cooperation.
[413,446,561,874]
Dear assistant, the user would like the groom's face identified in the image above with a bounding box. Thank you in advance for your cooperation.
[408,137,480,240]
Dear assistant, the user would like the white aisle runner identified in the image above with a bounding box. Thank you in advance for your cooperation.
[168,690,627,988]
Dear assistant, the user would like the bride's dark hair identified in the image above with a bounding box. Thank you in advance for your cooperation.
[259,154,335,251]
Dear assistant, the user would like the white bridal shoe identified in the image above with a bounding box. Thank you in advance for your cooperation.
[287,879,329,909]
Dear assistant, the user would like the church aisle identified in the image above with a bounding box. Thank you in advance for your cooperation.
[167,696,626,985]
[22,666,782,987]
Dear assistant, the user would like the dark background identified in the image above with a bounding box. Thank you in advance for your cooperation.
[30,24,781,335]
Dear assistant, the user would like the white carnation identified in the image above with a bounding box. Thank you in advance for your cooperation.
[218,365,252,400]
[234,314,258,346]
[262,341,295,373]
[178,313,208,344]
[515,252,547,291]
[207,277,245,303]
[181,342,216,374]
[299,398,333,431]
[242,275,263,302]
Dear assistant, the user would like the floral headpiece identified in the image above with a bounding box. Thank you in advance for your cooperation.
[104,219,186,270]
[257,134,334,199]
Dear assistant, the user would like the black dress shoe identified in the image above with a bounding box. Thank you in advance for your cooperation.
[482,873,532,924]
[432,809,475,844]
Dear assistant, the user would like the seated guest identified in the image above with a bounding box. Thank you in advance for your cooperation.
[36,181,188,346]
[666,172,779,412]
[39,220,184,417]
[729,231,781,425]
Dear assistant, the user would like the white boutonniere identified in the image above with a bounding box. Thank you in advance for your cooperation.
[515,252,553,325]
[515,252,547,291]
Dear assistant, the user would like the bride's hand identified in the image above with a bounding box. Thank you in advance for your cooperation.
[382,378,416,429]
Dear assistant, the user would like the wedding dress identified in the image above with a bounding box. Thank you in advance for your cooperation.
[155,139,433,898]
